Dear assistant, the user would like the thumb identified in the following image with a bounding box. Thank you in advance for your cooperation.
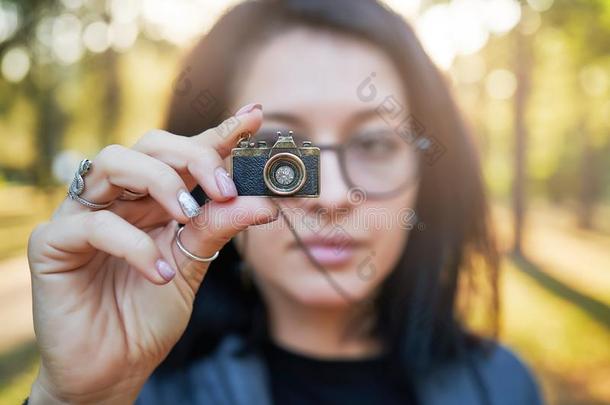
[164,196,278,290]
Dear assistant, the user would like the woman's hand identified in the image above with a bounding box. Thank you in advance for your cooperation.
[26,104,275,404]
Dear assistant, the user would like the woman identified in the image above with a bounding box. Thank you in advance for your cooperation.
[25,0,542,404]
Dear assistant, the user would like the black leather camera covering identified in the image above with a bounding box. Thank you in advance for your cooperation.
[232,155,319,197]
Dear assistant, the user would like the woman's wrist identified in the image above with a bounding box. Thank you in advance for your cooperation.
[29,374,146,405]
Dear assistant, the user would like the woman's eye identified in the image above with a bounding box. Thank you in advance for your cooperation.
[351,133,398,156]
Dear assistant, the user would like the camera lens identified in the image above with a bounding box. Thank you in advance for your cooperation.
[275,165,296,185]
[264,152,307,195]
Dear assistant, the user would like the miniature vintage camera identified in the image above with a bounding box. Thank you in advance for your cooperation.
[230,131,320,197]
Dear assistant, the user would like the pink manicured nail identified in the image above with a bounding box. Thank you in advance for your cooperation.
[156,259,176,282]
[235,103,262,116]
[215,166,238,198]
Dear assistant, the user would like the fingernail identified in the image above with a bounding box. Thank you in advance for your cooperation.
[235,103,262,116]
[215,166,238,198]
[177,188,201,218]
[156,258,176,282]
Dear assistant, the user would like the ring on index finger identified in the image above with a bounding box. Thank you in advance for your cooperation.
[67,159,115,210]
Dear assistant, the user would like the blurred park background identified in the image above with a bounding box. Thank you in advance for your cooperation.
[0,0,609,403]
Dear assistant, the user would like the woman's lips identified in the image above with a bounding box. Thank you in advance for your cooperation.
[303,244,355,266]
[289,235,365,268]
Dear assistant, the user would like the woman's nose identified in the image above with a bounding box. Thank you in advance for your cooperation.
[312,148,352,211]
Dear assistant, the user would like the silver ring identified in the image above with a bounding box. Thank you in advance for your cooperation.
[67,159,114,210]
[118,188,148,201]
[175,225,220,262]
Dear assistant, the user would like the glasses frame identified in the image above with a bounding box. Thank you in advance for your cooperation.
[316,142,421,200]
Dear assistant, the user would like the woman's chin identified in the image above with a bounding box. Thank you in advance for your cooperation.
[280,272,378,308]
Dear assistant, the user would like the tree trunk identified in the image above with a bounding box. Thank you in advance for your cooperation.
[512,31,531,257]
[577,121,597,229]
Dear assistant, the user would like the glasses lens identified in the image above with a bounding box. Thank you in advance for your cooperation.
[344,129,419,195]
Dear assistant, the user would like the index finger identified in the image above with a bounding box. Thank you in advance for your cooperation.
[195,103,263,157]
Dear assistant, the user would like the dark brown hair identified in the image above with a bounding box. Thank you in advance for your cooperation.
[160,0,499,400]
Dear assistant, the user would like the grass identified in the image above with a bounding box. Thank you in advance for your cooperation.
[493,201,610,405]
[501,257,610,405]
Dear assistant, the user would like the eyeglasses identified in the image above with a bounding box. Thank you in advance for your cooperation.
[253,128,420,199]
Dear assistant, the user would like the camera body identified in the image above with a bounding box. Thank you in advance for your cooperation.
[230,131,320,197]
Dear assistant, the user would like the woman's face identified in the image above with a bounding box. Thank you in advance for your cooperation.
[230,28,419,308]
